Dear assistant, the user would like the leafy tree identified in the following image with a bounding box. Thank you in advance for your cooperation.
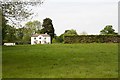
[41,18,55,42]
[64,29,78,36]
[52,34,64,43]
[25,21,36,34]
[25,20,41,35]
[55,29,78,43]
[3,25,16,43]
[15,20,41,44]
[16,28,24,41]
[1,10,8,42]
[58,34,64,43]
[22,27,31,43]
[100,25,118,35]
[1,9,16,43]
[1,0,44,44]
[33,20,42,32]
[1,0,44,25]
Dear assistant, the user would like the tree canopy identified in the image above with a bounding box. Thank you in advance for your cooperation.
[41,18,55,42]
[1,0,44,26]
[25,20,41,34]
[1,0,44,44]
[64,29,78,36]
[100,25,118,35]
[53,29,78,43]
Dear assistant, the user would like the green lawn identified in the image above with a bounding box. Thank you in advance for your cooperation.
[2,43,118,78]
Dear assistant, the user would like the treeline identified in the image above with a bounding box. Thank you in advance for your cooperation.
[2,15,55,44]
[1,1,47,45]
[2,8,118,44]
[52,25,119,43]
[1,1,119,44]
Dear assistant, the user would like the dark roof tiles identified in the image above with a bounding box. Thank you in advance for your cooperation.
[32,34,50,37]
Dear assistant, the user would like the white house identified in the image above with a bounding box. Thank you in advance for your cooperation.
[31,33,51,45]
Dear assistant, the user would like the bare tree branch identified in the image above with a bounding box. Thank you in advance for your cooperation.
[0,0,45,26]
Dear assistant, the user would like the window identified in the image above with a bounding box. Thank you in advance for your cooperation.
[39,37,41,39]
[34,37,36,39]
[44,37,46,39]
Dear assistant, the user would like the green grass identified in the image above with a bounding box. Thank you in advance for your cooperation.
[2,43,118,78]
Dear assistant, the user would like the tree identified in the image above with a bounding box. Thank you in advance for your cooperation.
[1,10,8,42]
[21,20,41,43]
[41,18,55,42]
[25,20,41,34]
[25,21,36,35]
[21,27,31,44]
[1,0,44,44]
[100,25,118,35]
[55,29,78,43]
[64,29,78,36]
[57,35,64,43]
[1,0,44,26]
[33,20,42,31]
[3,25,16,43]
[1,9,17,43]
[16,28,24,41]
[52,34,64,43]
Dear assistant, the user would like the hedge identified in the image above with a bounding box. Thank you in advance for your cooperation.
[64,35,120,43]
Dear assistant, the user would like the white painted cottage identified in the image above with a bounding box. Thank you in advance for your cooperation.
[31,33,51,45]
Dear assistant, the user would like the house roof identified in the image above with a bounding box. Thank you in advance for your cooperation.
[32,34,40,37]
[32,34,50,37]
[40,34,50,37]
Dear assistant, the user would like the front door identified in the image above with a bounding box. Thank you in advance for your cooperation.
[39,41,41,44]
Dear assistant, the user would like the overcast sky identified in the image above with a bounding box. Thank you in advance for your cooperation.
[30,0,119,35]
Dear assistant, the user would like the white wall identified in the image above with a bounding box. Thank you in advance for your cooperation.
[31,37,35,45]
[37,35,43,44]
[31,35,51,45]
[46,37,51,44]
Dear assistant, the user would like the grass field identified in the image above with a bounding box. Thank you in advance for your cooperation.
[2,43,118,78]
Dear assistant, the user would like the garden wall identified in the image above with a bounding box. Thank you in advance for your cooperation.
[64,35,120,43]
